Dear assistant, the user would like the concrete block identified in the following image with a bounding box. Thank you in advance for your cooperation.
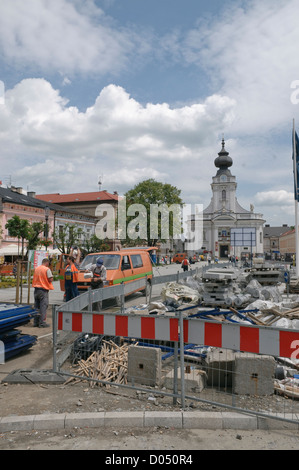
[204,349,235,387]
[183,411,222,429]
[64,412,105,429]
[104,411,144,427]
[163,367,206,392]
[33,413,66,430]
[127,345,162,387]
[144,411,183,428]
[0,415,35,432]
[233,353,275,395]
[221,412,257,430]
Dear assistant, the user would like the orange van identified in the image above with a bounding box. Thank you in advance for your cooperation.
[58,249,154,297]
[172,253,187,264]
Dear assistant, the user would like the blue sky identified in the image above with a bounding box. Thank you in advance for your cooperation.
[0,0,298,226]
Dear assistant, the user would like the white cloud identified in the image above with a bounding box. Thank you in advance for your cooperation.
[181,0,299,133]
[255,190,294,207]
[0,0,137,75]
[0,79,235,194]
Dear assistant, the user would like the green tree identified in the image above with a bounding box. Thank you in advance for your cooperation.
[79,234,110,257]
[53,223,83,254]
[123,179,184,246]
[27,221,45,251]
[5,215,30,259]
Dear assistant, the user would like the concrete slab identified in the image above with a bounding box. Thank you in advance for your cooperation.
[257,414,299,430]
[144,411,183,428]
[33,413,66,430]
[65,412,105,429]
[183,411,222,429]
[221,412,257,430]
[104,411,144,427]
[0,415,35,432]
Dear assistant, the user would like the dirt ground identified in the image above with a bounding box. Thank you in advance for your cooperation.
[0,307,299,450]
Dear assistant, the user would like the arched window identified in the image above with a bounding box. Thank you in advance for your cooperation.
[222,190,226,200]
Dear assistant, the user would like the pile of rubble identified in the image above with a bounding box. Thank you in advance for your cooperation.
[149,266,299,328]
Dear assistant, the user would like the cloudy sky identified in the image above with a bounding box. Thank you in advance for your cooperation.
[0,0,298,226]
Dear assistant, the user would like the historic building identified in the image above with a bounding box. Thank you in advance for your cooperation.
[200,139,265,260]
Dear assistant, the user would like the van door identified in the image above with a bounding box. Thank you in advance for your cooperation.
[121,255,134,282]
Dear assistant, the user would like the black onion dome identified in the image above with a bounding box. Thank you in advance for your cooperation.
[214,138,233,175]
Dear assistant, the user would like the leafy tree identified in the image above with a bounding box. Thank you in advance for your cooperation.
[79,234,110,257]
[27,221,45,251]
[123,179,184,246]
[53,223,83,254]
[5,215,30,259]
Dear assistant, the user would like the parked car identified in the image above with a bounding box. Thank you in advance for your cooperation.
[172,253,188,264]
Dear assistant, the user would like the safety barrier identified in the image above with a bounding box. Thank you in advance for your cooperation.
[58,267,199,313]
[52,265,299,425]
[56,310,299,360]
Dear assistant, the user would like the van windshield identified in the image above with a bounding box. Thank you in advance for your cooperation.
[80,254,121,270]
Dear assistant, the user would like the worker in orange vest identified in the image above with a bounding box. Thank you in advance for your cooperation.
[32,258,54,328]
[64,255,79,301]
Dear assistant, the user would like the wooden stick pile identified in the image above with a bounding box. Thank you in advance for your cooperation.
[65,340,134,388]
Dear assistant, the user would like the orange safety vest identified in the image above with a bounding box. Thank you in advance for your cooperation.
[65,263,79,283]
[32,265,54,291]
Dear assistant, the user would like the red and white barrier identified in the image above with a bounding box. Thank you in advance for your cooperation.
[57,311,299,360]
[57,311,179,342]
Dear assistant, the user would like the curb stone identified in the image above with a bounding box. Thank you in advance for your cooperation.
[0,411,298,433]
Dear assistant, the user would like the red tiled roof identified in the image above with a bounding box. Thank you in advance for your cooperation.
[280,228,295,237]
[36,191,119,203]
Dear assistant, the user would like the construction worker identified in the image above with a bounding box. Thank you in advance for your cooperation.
[90,257,107,310]
[90,257,107,289]
[64,256,79,302]
[32,258,54,327]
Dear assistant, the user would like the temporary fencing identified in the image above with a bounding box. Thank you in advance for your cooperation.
[52,268,299,425]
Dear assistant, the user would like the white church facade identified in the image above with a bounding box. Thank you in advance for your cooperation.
[191,139,265,260]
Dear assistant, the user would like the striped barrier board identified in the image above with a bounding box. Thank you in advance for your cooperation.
[183,319,299,360]
[58,311,179,342]
[57,311,299,360]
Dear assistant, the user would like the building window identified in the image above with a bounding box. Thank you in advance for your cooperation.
[222,190,226,200]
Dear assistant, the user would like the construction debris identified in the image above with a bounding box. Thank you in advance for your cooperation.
[161,282,200,305]
[65,339,132,388]
[274,377,299,400]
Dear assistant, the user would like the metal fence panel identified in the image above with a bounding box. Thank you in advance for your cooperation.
[53,307,299,424]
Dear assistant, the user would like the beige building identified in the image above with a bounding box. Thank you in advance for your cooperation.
[263,224,291,260]
[279,228,295,260]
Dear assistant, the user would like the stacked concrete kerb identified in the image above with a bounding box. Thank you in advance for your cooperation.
[0,411,298,432]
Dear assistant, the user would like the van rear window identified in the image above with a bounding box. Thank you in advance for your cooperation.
[131,254,143,268]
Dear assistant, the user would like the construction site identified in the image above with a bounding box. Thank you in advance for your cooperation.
[0,260,298,438]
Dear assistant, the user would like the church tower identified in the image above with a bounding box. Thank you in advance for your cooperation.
[202,139,265,259]
[211,138,237,214]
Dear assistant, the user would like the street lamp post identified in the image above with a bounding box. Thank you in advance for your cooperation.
[44,206,50,248]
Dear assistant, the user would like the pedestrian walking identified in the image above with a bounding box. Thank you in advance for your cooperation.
[32,258,54,327]
[181,258,189,272]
